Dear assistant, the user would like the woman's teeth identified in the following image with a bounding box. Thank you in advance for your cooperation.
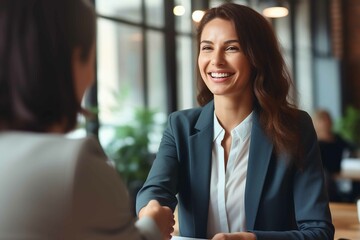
[210,72,231,78]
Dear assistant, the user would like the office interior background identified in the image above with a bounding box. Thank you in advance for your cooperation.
[79,0,360,170]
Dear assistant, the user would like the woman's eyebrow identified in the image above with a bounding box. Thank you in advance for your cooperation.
[200,40,213,44]
[224,39,240,44]
[200,39,240,44]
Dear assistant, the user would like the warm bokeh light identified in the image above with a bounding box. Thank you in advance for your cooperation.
[192,10,205,22]
[262,7,289,18]
[173,5,185,16]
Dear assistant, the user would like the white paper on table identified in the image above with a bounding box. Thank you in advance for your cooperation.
[341,158,360,171]
[172,236,208,240]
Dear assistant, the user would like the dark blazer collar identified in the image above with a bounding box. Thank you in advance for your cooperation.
[194,100,214,131]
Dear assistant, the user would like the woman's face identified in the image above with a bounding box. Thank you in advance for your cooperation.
[73,43,96,102]
[198,18,252,101]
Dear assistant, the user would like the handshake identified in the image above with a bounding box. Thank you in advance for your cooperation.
[138,200,175,240]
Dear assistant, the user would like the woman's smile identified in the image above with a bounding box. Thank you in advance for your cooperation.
[208,72,235,82]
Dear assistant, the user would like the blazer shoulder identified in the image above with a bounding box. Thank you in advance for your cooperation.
[296,109,315,130]
[169,107,203,120]
[297,109,312,120]
[167,102,214,131]
[167,107,204,128]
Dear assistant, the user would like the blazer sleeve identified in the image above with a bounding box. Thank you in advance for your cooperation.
[62,137,162,240]
[136,113,180,213]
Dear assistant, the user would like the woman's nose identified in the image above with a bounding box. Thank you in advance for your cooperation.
[211,51,225,66]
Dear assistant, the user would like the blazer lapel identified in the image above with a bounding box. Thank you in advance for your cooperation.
[189,101,214,238]
[245,112,273,230]
[186,103,273,234]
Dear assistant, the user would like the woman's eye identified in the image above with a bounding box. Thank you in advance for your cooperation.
[226,46,239,51]
[201,46,212,51]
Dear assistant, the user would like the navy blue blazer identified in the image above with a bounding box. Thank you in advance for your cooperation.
[136,101,334,240]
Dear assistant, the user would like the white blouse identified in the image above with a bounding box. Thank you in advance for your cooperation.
[207,111,253,238]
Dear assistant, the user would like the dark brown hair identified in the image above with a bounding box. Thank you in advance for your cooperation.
[0,0,96,133]
[196,3,300,159]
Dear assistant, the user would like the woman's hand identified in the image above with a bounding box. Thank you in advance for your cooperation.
[211,232,256,240]
[139,200,175,240]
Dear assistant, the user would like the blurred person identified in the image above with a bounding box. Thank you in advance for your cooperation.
[313,109,355,202]
[136,3,334,240]
[0,0,174,239]
[313,109,353,174]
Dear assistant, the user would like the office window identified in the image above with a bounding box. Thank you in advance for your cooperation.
[146,30,166,112]
[210,0,249,8]
[175,0,192,33]
[177,35,196,109]
[145,0,164,27]
[97,1,142,23]
[97,18,144,126]
[96,1,172,150]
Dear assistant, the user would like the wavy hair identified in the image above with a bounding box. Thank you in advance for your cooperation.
[0,0,95,132]
[196,3,301,159]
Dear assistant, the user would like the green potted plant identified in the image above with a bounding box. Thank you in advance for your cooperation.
[105,108,157,184]
[335,105,360,150]
[104,107,165,213]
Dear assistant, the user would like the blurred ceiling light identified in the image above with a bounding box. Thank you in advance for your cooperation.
[173,5,185,16]
[263,6,288,18]
[192,10,205,22]
[262,1,289,18]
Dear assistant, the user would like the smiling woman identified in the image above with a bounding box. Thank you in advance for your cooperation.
[136,3,334,240]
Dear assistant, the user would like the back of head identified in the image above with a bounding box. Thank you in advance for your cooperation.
[0,0,96,133]
[313,109,332,123]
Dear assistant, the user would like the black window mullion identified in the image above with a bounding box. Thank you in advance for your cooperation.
[142,0,149,107]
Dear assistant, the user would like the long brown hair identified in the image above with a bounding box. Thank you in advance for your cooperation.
[0,0,96,133]
[196,3,301,160]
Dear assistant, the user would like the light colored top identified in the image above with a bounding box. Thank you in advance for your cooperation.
[207,112,253,238]
[0,131,161,240]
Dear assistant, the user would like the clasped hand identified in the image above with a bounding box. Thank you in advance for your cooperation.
[139,200,175,240]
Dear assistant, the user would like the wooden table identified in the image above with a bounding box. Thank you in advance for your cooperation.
[330,202,360,240]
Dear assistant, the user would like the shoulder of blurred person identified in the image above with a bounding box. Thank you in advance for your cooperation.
[0,131,163,240]
[0,131,112,238]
